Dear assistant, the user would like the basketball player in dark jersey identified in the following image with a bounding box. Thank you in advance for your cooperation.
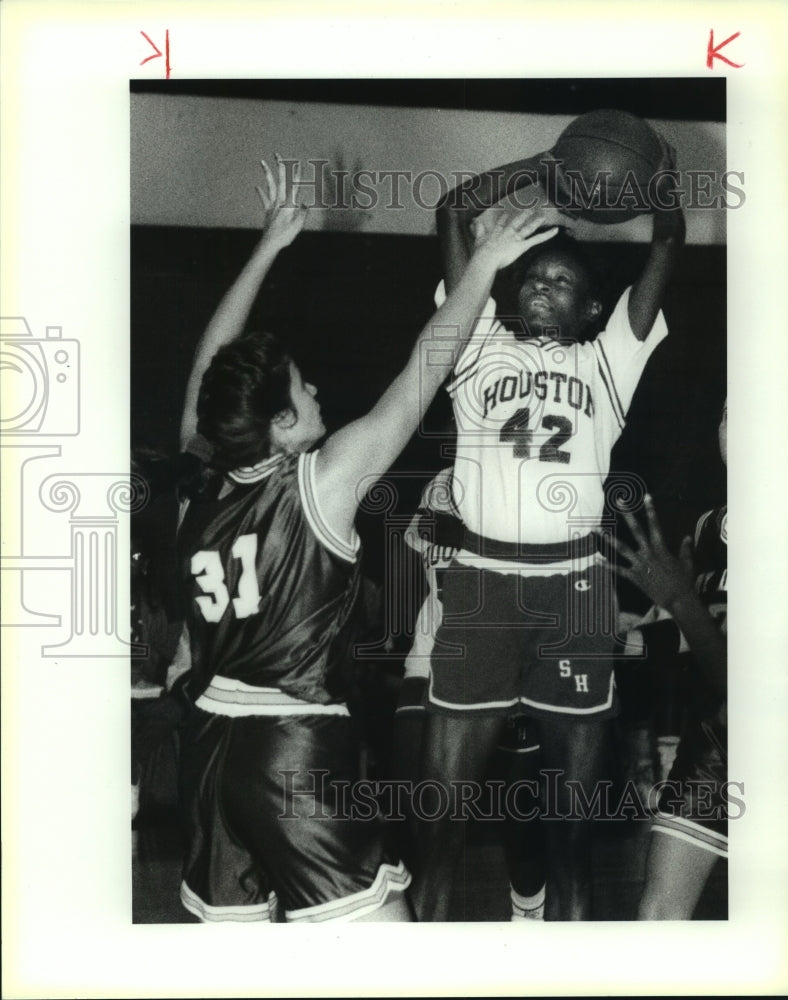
[176,156,558,922]
[614,403,728,919]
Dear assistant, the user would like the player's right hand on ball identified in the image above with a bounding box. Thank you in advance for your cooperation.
[256,155,308,249]
[471,208,558,270]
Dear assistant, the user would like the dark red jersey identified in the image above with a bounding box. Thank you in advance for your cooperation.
[178,450,361,712]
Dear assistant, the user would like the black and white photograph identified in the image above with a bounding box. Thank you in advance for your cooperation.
[130,77,729,927]
[3,3,788,997]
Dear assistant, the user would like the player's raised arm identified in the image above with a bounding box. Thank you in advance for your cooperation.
[315,211,558,542]
[179,157,307,451]
[627,138,686,341]
[436,153,557,292]
[610,496,726,698]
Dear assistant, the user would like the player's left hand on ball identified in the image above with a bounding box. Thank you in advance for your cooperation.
[609,494,695,611]
[655,133,677,174]
[651,134,684,221]
[256,155,308,248]
[472,208,558,270]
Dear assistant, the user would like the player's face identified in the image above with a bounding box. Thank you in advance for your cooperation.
[718,401,727,467]
[516,251,598,341]
[272,363,325,453]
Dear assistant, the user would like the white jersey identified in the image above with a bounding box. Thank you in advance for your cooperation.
[441,283,667,563]
[402,468,462,680]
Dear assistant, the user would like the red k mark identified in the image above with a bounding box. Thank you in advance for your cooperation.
[707,29,743,69]
[140,30,171,79]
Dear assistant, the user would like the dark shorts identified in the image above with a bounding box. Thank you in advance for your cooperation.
[429,561,620,719]
[396,676,541,754]
[652,707,729,857]
[180,709,410,922]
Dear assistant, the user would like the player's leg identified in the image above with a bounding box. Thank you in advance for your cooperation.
[410,711,506,922]
[389,677,429,868]
[534,715,610,921]
[638,830,720,919]
[639,711,728,919]
[517,562,619,919]
[492,716,547,919]
[413,564,522,919]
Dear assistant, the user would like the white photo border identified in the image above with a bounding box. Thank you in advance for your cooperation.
[2,1,787,997]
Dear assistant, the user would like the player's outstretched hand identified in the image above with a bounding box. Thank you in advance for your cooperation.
[256,155,308,250]
[610,494,695,612]
[471,208,558,271]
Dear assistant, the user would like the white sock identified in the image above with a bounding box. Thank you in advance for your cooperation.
[511,884,546,921]
[656,735,680,783]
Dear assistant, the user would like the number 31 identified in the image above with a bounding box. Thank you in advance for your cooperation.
[191,534,260,622]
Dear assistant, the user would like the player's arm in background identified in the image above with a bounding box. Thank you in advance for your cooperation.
[315,212,558,543]
[611,495,726,699]
[179,157,307,451]
[627,137,686,341]
[435,152,563,292]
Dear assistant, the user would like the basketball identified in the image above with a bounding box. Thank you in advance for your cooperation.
[551,109,664,223]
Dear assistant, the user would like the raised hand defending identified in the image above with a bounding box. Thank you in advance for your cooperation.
[470,207,558,271]
[256,155,308,250]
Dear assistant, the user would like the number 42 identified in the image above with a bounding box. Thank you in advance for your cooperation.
[499,407,574,463]
[191,534,260,622]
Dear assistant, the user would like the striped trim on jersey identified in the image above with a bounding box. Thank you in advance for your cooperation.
[651,812,729,858]
[444,317,496,396]
[694,507,727,548]
[180,880,277,922]
[228,453,285,484]
[591,338,626,431]
[195,675,351,718]
[285,861,411,923]
[694,508,713,546]
[298,450,360,563]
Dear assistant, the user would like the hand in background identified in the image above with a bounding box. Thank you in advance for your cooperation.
[611,494,695,613]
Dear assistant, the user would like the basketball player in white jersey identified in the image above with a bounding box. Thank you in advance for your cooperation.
[412,142,685,921]
[393,468,547,919]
